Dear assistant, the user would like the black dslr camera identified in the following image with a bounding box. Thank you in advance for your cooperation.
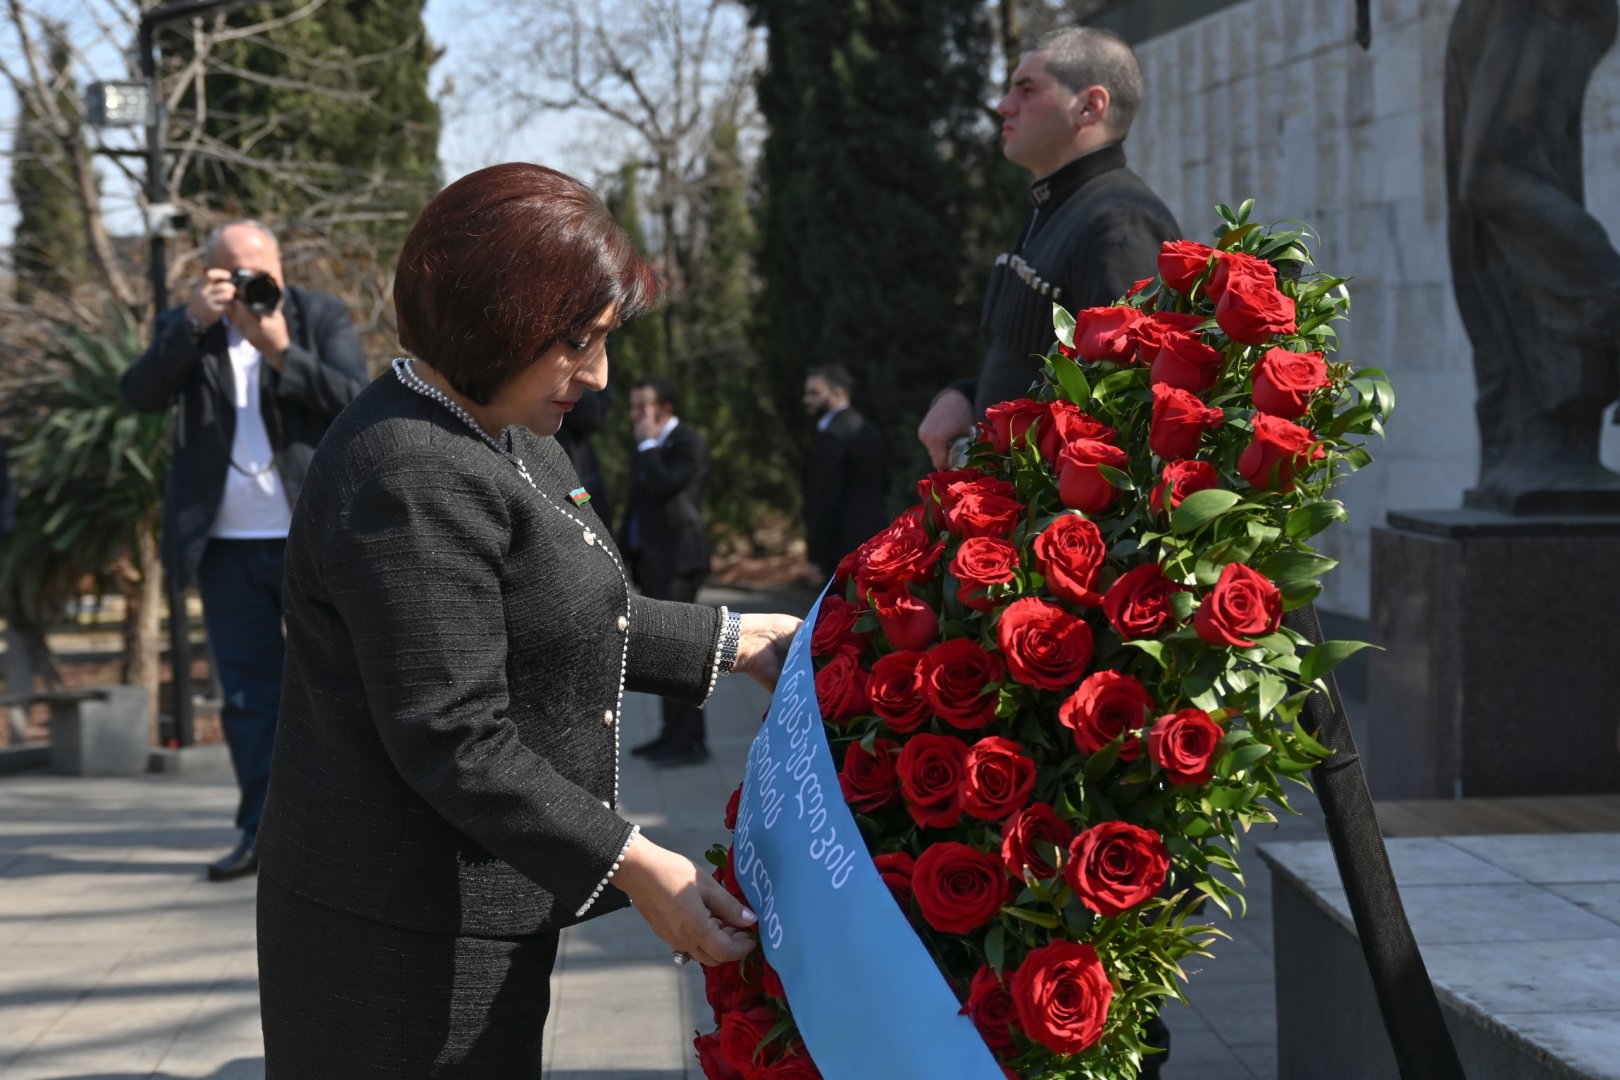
[229,269,283,316]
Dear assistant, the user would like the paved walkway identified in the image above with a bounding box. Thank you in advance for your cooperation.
[0,586,1323,1079]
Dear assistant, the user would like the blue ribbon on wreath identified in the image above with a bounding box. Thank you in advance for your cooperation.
[732,585,1004,1079]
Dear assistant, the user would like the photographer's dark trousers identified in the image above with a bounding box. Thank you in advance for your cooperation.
[640,568,708,751]
[197,537,286,835]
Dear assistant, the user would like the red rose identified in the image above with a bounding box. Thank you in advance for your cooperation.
[945,486,1024,540]
[1215,273,1297,345]
[1070,305,1145,363]
[715,854,747,904]
[951,536,1020,612]
[1238,413,1324,492]
[1011,941,1113,1055]
[896,733,969,828]
[1129,310,1207,362]
[705,959,764,1021]
[1055,438,1129,514]
[1037,401,1116,463]
[866,650,930,733]
[695,1029,746,1080]
[1101,562,1186,641]
[1066,820,1169,917]
[1150,459,1219,514]
[1058,670,1154,757]
[1252,347,1329,419]
[1157,239,1216,294]
[1206,250,1276,302]
[855,521,944,592]
[810,594,865,659]
[718,1004,778,1075]
[1148,708,1225,785]
[1000,801,1074,880]
[911,841,1009,934]
[1125,276,1153,297]
[918,467,987,527]
[873,850,915,911]
[959,736,1037,820]
[724,784,742,831]
[917,638,1003,730]
[1149,382,1224,460]
[838,737,900,812]
[997,597,1093,692]
[1194,562,1282,647]
[870,587,939,652]
[983,398,1049,454]
[814,651,869,724]
[1147,330,1225,394]
[1033,513,1107,607]
[765,1042,821,1079]
[831,547,861,592]
[962,966,1020,1056]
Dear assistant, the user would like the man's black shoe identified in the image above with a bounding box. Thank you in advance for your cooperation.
[630,735,672,758]
[649,743,711,768]
[207,834,259,882]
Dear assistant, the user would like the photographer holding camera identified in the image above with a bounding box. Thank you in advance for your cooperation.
[122,220,368,882]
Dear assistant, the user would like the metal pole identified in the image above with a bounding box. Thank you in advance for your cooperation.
[139,18,192,747]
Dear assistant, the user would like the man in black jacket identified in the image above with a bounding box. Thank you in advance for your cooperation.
[121,220,368,881]
[617,375,713,766]
[802,365,887,580]
[917,26,1181,468]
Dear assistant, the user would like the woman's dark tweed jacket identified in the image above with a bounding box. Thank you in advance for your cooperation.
[258,371,722,937]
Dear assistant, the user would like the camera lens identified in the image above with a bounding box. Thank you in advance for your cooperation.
[229,270,282,317]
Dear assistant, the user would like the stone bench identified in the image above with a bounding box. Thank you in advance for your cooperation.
[0,686,150,776]
[1262,834,1620,1080]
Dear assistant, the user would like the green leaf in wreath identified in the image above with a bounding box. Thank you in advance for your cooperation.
[1052,303,1077,348]
[985,922,1007,974]
[1226,742,1274,772]
[1299,639,1376,685]
[1097,463,1136,491]
[1257,671,1287,720]
[1126,639,1168,669]
[1002,906,1063,929]
[1285,500,1348,540]
[1256,549,1338,584]
[1170,488,1244,535]
[1082,738,1124,781]
[1169,590,1198,624]
[1050,353,1091,405]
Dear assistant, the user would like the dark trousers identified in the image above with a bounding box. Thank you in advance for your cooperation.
[196,537,286,836]
[640,567,707,749]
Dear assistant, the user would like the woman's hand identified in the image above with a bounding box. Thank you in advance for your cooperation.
[614,832,757,966]
[732,613,802,692]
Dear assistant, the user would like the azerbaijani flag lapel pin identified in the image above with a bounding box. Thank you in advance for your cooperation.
[569,487,592,506]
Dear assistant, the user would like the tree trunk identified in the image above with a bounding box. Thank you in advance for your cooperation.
[120,523,164,743]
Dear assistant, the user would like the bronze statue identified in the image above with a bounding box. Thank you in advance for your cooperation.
[1445,0,1620,513]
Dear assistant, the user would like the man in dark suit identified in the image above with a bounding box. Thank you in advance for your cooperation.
[121,220,367,881]
[617,375,712,766]
[801,366,887,580]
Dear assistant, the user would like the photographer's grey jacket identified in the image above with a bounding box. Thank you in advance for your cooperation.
[120,285,369,586]
[259,373,725,937]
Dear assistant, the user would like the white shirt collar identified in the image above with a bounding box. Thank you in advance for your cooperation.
[816,404,847,433]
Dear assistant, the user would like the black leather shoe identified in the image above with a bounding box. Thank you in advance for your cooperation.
[206,834,258,882]
[650,743,711,768]
[630,735,673,758]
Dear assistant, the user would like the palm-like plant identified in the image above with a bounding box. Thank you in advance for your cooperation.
[0,307,171,727]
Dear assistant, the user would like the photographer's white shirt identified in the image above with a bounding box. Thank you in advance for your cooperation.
[210,321,293,539]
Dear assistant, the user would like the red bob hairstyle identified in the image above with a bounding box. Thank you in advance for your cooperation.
[394,163,660,404]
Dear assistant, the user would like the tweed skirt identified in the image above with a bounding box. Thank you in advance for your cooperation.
[257,873,561,1079]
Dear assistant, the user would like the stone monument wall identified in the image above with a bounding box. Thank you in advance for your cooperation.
[1126,0,1620,619]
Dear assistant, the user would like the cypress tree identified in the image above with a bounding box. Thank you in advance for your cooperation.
[10,23,88,303]
[746,0,1000,489]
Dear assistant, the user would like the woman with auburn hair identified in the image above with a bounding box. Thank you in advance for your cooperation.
[254,162,798,1076]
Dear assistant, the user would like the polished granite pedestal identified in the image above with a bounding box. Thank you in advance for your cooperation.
[1367,510,1620,799]
[1263,834,1620,1080]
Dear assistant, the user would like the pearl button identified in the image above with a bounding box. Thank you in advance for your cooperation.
[616,615,629,632]
[601,800,612,809]
[583,529,597,546]
[602,709,615,727]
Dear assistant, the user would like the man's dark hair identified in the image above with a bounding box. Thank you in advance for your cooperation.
[394,162,660,405]
[808,365,855,396]
[1034,27,1145,137]
[632,374,679,413]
